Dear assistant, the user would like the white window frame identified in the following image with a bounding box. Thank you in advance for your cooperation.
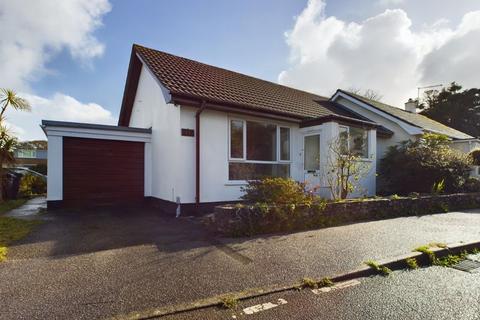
[227,117,292,182]
[339,125,370,160]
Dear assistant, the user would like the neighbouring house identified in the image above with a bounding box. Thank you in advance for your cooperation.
[41,44,479,214]
[14,141,48,168]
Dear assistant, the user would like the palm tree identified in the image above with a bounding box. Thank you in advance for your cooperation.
[0,126,18,201]
[0,89,31,201]
[0,89,31,122]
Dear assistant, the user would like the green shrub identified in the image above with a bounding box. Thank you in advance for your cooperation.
[461,177,480,193]
[379,133,472,195]
[19,173,46,196]
[470,149,480,165]
[241,177,314,206]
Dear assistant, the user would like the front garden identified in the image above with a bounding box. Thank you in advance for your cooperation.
[207,134,480,237]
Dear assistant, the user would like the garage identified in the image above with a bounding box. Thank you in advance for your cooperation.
[63,137,145,206]
[41,120,152,208]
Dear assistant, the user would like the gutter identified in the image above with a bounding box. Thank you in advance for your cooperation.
[195,100,207,209]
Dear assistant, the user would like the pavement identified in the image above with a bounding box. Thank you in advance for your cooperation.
[162,264,480,320]
[1,202,480,319]
[4,197,47,219]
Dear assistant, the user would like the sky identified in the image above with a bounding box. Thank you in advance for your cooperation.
[1,0,479,140]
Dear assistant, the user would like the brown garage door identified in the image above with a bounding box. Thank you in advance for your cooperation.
[63,137,144,206]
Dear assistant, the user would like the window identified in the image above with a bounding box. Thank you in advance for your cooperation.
[230,120,244,159]
[339,126,369,158]
[304,134,320,172]
[229,119,291,180]
[246,121,276,161]
[17,149,36,159]
[280,127,290,161]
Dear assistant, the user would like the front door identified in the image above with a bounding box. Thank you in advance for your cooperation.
[303,134,321,191]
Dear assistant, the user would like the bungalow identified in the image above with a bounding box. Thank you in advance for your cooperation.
[41,44,479,214]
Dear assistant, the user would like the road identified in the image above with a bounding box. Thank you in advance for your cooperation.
[162,264,480,320]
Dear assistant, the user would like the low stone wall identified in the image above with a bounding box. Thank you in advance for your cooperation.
[205,193,480,237]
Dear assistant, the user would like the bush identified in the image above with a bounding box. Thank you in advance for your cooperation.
[19,173,46,196]
[461,177,480,193]
[470,149,480,165]
[241,177,314,205]
[235,178,327,235]
[379,133,472,195]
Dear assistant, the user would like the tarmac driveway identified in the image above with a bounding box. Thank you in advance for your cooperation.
[2,205,480,319]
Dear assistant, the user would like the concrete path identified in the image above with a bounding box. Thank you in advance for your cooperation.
[4,196,46,220]
[1,206,480,319]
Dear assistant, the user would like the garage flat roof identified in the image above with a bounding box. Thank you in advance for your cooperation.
[41,120,152,134]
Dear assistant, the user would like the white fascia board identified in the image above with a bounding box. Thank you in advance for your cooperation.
[44,126,151,143]
[451,138,480,143]
[331,92,424,136]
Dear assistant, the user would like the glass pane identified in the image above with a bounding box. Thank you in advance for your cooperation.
[349,127,368,158]
[230,120,244,158]
[304,135,320,171]
[339,127,349,155]
[229,163,290,180]
[246,121,277,161]
[280,127,290,161]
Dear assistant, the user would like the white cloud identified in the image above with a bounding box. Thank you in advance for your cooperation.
[0,0,112,140]
[5,93,116,141]
[279,0,480,107]
[377,0,404,7]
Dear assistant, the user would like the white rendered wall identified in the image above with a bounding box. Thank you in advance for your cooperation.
[129,64,180,202]
[334,97,413,160]
[450,140,480,154]
[197,110,301,203]
[46,135,63,201]
[300,122,376,199]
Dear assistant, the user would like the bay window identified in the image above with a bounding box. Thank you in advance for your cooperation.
[339,126,369,158]
[229,119,291,180]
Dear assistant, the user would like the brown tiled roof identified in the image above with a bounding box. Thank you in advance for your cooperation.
[133,44,355,119]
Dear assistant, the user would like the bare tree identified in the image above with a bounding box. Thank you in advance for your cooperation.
[347,87,383,101]
[324,137,372,200]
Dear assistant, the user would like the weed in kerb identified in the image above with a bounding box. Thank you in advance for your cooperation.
[318,277,335,287]
[302,277,318,289]
[406,257,419,270]
[220,296,238,309]
[365,260,392,276]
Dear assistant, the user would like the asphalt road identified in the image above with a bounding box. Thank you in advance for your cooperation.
[1,204,480,319]
[163,265,480,320]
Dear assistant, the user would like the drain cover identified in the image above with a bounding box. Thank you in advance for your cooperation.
[452,259,480,273]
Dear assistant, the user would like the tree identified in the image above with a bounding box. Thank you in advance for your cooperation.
[0,89,31,201]
[0,126,18,201]
[419,82,480,138]
[379,133,472,195]
[348,87,383,101]
[325,136,372,200]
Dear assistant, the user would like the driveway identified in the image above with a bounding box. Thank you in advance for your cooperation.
[1,204,480,319]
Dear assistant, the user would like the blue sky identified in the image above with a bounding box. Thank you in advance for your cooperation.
[1,0,480,140]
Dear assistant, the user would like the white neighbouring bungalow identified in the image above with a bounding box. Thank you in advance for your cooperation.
[41,44,479,214]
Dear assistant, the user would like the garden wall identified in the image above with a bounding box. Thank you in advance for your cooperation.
[206,193,480,237]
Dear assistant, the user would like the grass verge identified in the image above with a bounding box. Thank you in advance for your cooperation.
[0,216,40,262]
[0,198,29,216]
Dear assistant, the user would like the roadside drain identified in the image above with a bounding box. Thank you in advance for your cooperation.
[452,259,480,273]
[208,238,253,265]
